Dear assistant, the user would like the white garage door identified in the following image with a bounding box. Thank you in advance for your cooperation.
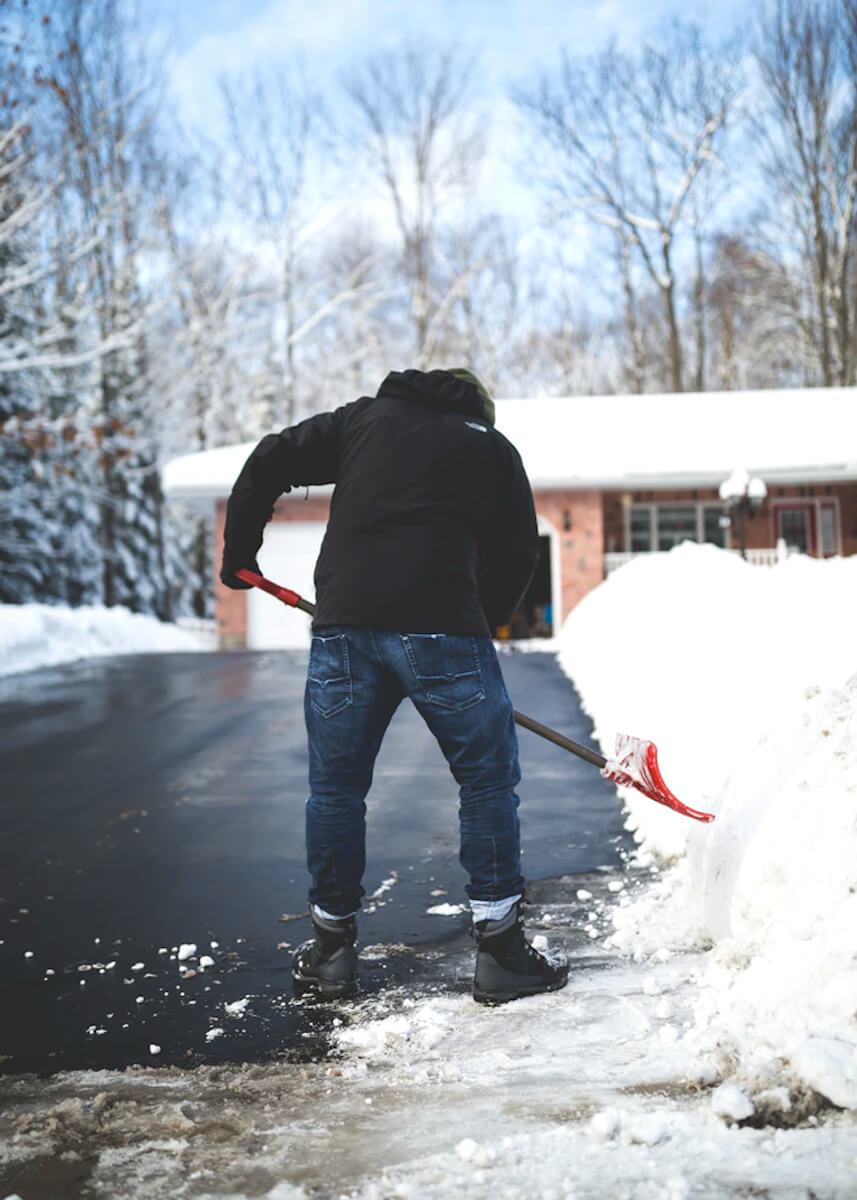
[247,522,327,649]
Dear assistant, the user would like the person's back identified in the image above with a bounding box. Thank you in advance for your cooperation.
[222,368,539,637]
[221,367,568,1005]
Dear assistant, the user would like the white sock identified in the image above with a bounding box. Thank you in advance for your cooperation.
[470,894,521,923]
[312,903,358,922]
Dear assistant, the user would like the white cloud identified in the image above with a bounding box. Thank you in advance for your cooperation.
[168,0,404,123]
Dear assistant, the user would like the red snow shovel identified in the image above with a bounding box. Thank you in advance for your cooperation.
[236,569,714,823]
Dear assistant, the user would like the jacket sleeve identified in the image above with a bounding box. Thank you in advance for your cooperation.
[477,442,540,629]
[221,408,343,586]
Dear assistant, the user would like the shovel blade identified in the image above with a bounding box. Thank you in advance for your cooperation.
[602,733,715,823]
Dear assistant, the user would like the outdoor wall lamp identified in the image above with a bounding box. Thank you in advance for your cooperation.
[719,467,768,559]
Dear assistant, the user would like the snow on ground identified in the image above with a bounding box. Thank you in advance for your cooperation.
[3,545,857,1198]
[4,886,856,1198]
[0,602,208,676]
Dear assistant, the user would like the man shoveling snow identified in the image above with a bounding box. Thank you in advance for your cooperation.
[220,367,568,1005]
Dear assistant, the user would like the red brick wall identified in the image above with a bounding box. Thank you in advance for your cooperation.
[533,489,604,619]
[213,501,245,648]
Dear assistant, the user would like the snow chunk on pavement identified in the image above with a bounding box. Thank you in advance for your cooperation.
[455,1137,495,1167]
[711,1083,755,1122]
[792,1034,857,1110]
[589,1108,621,1143]
[336,999,455,1058]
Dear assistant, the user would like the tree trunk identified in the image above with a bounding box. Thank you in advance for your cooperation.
[662,243,683,393]
[618,233,644,393]
[693,230,705,391]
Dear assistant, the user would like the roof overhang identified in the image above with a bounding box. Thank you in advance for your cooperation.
[162,386,857,508]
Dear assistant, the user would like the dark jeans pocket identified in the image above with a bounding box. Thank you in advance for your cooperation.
[403,634,485,711]
[308,632,353,718]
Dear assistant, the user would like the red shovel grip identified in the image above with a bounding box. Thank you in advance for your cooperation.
[235,569,315,615]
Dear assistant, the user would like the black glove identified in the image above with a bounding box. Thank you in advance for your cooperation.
[220,558,260,590]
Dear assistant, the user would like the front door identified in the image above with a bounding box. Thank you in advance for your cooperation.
[773,500,840,557]
[775,505,814,554]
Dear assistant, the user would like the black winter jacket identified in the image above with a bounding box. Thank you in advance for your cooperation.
[221,369,539,636]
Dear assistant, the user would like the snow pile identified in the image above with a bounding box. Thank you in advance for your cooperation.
[558,543,857,1112]
[0,602,207,676]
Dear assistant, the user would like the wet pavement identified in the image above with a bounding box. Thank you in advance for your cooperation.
[0,647,631,1074]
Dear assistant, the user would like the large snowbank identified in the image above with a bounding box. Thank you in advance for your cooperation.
[558,544,857,1112]
[0,602,207,676]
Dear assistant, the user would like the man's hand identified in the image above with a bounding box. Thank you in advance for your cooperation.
[220,559,260,590]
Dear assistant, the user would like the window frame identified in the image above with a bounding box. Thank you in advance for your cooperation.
[770,496,841,557]
[625,501,729,553]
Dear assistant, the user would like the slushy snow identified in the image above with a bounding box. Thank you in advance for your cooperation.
[0,602,206,676]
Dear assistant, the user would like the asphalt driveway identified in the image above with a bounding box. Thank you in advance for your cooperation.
[0,647,630,1073]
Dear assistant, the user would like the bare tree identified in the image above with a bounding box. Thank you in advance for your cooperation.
[220,66,317,425]
[216,66,381,425]
[342,43,490,368]
[431,211,520,388]
[517,23,742,393]
[754,0,857,386]
[705,235,808,389]
[614,227,646,393]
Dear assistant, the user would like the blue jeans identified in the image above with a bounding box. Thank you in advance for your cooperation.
[304,628,525,917]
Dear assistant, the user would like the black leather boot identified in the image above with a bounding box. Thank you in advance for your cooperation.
[472,901,568,1005]
[292,909,359,999]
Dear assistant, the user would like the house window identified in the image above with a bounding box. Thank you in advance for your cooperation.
[629,506,653,552]
[628,503,727,552]
[703,506,727,547]
[777,507,813,554]
[657,506,698,550]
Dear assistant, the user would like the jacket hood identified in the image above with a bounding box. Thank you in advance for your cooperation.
[377,369,492,425]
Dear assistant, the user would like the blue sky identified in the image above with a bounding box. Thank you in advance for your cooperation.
[153,0,753,125]
[145,0,758,285]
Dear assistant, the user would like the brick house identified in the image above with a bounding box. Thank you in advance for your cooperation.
[163,387,857,648]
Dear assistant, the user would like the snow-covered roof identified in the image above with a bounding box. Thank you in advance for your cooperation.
[162,387,857,508]
[163,441,259,507]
